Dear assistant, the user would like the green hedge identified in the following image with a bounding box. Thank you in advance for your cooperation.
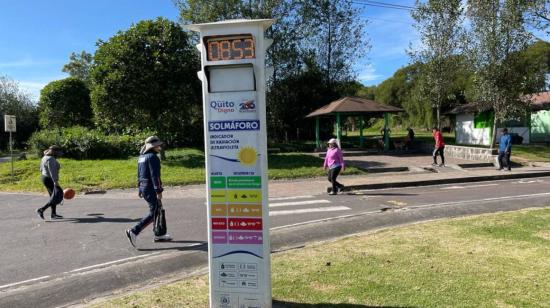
[28,126,155,159]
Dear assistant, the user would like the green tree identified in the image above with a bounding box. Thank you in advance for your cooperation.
[89,18,202,145]
[467,0,534,148]
[410,0,464,129]
[0,76,39,149]
[176,0,256,23]
[62,51,93,84]
[297,0,368,90]
[517,40,550,92]
[175,0,368,141]
[38,77,92,129]
[523,0,550,36]
[356,84,376,100]
[375,64,420,108]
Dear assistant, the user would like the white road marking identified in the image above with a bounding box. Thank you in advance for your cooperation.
[269,195,315,201]
[0,275,51,290]
[515,179,543,184]
[441,183,499,190]
[68,252,161,273]
[357,176,550,193]
[270,206,350,216]
[0,252,161,291]
[269,199,331,208]
[408,192,550,209]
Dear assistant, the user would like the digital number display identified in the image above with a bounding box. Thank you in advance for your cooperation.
[206,34,255,61]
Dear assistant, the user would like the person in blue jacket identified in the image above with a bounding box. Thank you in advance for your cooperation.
[497,128,512,171]
[126,136,171,247]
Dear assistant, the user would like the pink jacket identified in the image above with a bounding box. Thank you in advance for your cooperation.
[324,147,345,169]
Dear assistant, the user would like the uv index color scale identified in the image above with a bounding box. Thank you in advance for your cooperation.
[205,34,255,61]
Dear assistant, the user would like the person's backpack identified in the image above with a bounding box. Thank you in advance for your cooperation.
[154,200,167,236]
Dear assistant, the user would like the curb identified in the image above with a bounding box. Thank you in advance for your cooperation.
[344,171,550,191]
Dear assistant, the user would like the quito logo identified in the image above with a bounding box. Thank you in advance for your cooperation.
[210,101,235,113]
[239,100,256,112]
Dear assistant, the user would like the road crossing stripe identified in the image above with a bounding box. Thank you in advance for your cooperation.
[269,195,315,201]
[270,206,350,216]
[269,199,331,208]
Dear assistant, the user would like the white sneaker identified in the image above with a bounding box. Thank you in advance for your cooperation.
[154,234,172,242]
[126,229,137,247]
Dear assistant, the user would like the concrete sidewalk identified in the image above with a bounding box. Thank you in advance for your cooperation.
[84,161,550,200]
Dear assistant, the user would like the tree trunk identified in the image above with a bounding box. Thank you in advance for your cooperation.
[490,117,497,149]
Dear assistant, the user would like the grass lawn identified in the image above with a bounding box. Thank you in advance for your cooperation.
[513,145,550,162]
[91,208,550,307]
[0,149,366,192]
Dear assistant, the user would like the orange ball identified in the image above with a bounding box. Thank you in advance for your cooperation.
[63,188,76,200]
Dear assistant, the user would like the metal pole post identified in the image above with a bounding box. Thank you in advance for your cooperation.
[336,113,342,145]
[10,131,14,181]
[359,116,364,148]
[315,117,320,149]
[384,113,389,152]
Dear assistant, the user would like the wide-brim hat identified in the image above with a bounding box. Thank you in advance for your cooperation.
[140,136,163,154]
[43,145,62,156]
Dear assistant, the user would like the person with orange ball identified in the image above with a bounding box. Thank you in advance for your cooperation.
[36,145,64,220]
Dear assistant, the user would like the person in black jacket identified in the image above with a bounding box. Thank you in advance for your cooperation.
[36,145,64,220]
[126,136,171,247]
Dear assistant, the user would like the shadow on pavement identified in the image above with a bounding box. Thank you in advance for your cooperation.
[137,241,207,252]
[273,301,412,308]
[45,215,141,223]
[346,160,389,169]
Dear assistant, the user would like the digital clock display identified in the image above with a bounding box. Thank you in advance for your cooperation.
[205,34,255,61]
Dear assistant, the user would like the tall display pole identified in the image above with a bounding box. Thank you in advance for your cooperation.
[188,19,274,308]
[4,115,16,181]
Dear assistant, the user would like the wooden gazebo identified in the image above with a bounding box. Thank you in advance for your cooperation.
[306,97,404,150]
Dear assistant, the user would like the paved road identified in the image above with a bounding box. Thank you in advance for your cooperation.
[1,177,549,307]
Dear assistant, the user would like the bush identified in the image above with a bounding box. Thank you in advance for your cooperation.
[28,126,155,159]
[38,77,93,129]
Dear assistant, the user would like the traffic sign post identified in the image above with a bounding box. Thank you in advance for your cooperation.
[4,115,16,181]
[188,19,274,308]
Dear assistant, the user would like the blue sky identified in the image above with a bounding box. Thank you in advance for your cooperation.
[0,0,416,100]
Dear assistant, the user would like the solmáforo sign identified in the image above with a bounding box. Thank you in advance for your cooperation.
[188,19,274,308]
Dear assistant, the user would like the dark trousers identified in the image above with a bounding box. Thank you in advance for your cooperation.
[433,146,445,165]
[40,175,63,215]
[498,151,511,170]
[328,166,344,193]
[131,189,158,235]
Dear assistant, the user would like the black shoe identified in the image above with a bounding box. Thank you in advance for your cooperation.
[126,229,137,247]
[51,214,63,219]
[36,209,44,220]
[338,185,345,193]
[328,192,337,195]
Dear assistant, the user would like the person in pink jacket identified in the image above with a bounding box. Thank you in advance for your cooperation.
[323,138,345,195]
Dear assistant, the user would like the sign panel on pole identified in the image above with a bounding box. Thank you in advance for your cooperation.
[4,115,16,132]
[188,19,274,308]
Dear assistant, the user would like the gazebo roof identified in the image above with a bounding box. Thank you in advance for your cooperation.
[305,96,404,118]
[446,91,550,115]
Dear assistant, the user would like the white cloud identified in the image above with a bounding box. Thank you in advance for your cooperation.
[358,64,383,82]
[16,76,67,101]
[0,57,57,68]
